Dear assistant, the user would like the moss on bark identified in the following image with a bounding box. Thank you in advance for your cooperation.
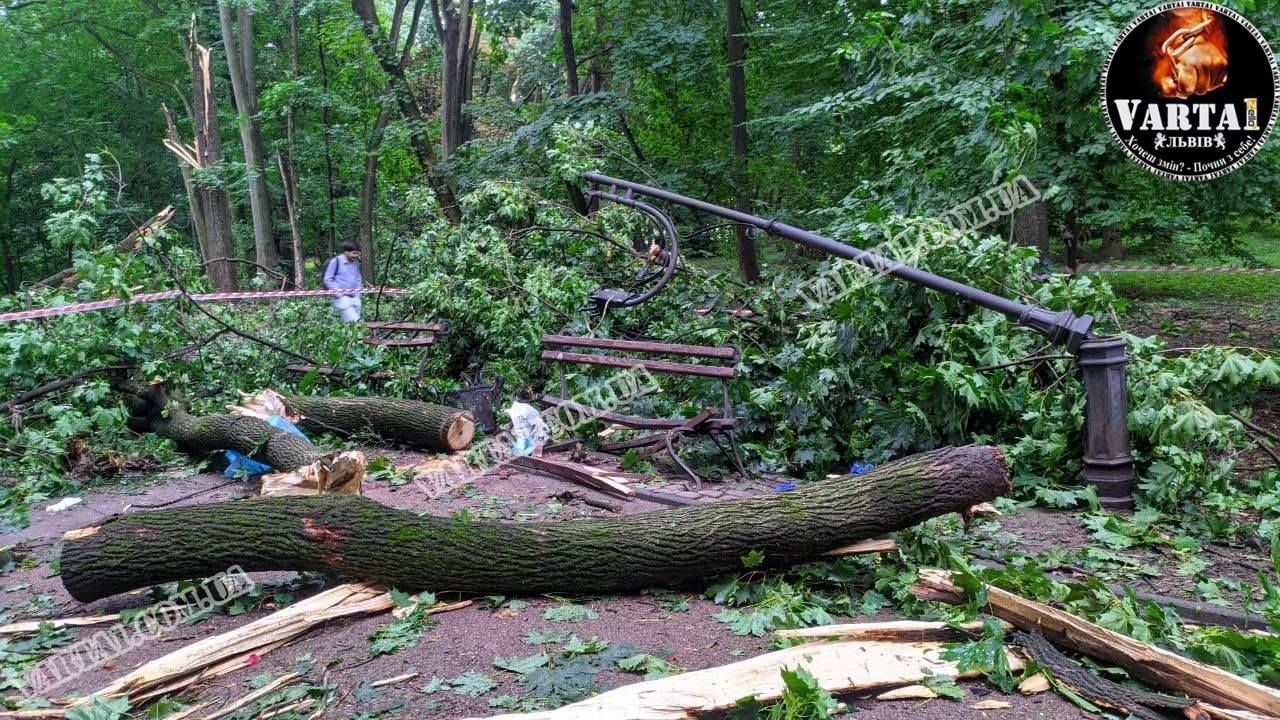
[61,446,1009,602]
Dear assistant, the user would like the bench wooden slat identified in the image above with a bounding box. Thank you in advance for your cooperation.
[541,334,739,362]
[540,395,738,431]
[363,335,437,347]
[364,321,448,333]
[539,350,736,379]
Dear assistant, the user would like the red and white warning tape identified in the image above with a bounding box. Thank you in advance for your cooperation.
[1076,263,1280,275]
[0,287,411,324]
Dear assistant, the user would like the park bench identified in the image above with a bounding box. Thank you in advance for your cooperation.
[287,320,448,380]
[538,334,747,488]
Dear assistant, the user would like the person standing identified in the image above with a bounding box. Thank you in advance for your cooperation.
[323,242,363,322]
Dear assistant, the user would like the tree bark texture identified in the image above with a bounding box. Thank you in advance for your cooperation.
[219,3,279,274]
[284,395,475,451]
[164,104,209,263]
[60,446,1009,602]
[558,0,579,96]
[276,151,305,287]
[430,0,481,159]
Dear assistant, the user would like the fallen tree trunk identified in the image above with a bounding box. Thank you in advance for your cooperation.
[61,446,1008,602]
[120,382,329,471]
[284,395,475,451]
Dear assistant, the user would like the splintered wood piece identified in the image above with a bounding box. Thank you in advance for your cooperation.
[469,639,1022,720]
[775,619,999,641]
[916,568,1280,717]
[200,672,302,720]
[0,614,122,636]
[507,455,639,498]
[876,685,937,700]
[821,537,897,557]
[84,584,394,705]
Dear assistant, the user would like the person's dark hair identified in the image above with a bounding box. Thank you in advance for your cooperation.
[341,242,359,252]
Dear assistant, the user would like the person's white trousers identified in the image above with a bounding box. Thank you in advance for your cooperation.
[333,295,362,323]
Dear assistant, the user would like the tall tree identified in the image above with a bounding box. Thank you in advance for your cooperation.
[218,1,278,275]
[725,0,759,283]
[181,22,236,291]
[351,0,461,222]
[356,103,392,282]
[558,0,579,97]
[429,0,481,159]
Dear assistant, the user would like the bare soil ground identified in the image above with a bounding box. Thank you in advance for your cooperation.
[0,450,1097,719]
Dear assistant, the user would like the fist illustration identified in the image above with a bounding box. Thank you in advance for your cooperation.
[1152,9,1229,99]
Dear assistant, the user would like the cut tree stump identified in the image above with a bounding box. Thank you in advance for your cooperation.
[284,395,474,451]
[61,446,1009,602]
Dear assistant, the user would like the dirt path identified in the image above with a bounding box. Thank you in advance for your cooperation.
[0,449,1099,719]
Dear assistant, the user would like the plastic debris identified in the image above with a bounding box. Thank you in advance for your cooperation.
[506,401,549,457]
[223,415,309,478]
[849,461,875,475]
[46,497,83,513]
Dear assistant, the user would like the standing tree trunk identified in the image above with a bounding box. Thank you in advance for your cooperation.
[277,152,305,287]
[60,445,1010,602]
[556,0,589,215]
[558,0,579,96]
[1,156,18,292]
[184,22,237,291]
[219,2,278,276]
[352,0,462,222]
[725,0,760,283]
[284,0,304,275]
[430,0,481,159]
[315,11,339,258]
[357,103,393,282]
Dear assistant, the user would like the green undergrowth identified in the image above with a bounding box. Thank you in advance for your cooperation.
[1104,270,1280,303]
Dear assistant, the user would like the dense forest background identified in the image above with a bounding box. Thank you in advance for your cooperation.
[1,0,1276,293]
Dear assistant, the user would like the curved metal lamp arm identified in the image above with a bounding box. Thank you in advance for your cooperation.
[585,188,680,309]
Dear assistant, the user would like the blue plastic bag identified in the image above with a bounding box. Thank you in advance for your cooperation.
[223,416,309,478]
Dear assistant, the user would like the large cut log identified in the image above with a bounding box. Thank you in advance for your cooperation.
[284,395,475,451]
[61,446,1008,602]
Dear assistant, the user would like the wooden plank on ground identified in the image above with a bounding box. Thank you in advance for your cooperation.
[469,637,1022,720]
[0,614,122,636]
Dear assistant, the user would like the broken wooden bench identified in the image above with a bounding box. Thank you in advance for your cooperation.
[538,334,747,488]
[286,320,448,380]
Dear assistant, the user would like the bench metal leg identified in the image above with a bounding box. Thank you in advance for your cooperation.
[709,430,750,480]
[665,429,703,491]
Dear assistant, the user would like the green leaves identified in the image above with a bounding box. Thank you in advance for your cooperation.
[940,618,1016,693]
[65,696,130,720]
[542,603,599,623]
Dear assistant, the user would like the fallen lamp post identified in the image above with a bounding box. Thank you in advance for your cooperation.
[583,172,1136,509]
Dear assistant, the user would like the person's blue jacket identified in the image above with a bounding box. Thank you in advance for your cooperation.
[323,255,362,295]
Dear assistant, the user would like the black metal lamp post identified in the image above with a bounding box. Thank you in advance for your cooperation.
[584,172,1135,509]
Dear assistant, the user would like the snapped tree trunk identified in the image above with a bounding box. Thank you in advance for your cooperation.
[164,104,209,262]
[725,0,760,283]
[284,395,475,451]
[61,446,1009,602]
[183,25,237,291]
[219,2,278,275]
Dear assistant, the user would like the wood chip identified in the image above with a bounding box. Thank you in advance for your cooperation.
[821,537,897,557]
[876,684,937,700]
[972,699,1011,709]
[1018,673,1051,695]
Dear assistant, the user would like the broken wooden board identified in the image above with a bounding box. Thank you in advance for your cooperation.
[775,619,999,641]
[471,638,1022,720]
[506,455,640,498]
[81,583,395,705]
[0,614,122,636]
[917,568,1280,717]
[821,537,897,557]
